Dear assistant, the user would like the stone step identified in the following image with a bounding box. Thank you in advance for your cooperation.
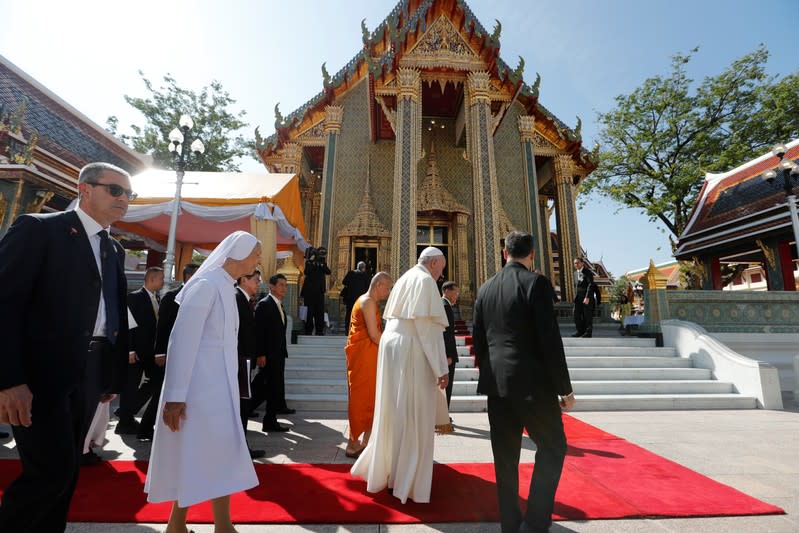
[572,380,734,395]
[286,393,758,412]
[285,379,346,395]
[288,346,346,356]
[285,356,343,368]
[565,346,678,357]
[285,368,346,379]
[561,337,655,347]
[453,366,715,382]
[566,356,692,368]
[295,335,347,346]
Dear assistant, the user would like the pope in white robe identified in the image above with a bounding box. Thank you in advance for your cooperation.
[145,231,260,524]
[351,247,450,504]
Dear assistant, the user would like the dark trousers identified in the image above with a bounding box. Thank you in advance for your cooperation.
[304,297,325,335]
[0,340,107,532]
[445,362,457,407]
[249,357,286,422]
[573,294,595,335]
[116,360,152,422]
[487,395,567,533]
[344,301,355,334]
[138,364,164,437]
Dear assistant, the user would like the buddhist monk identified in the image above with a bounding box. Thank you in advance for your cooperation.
[344,272,392,458]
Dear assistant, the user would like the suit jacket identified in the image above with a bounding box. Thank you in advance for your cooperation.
[301,261,331,301]
[574,266,594,298]
[154,285,181,356]
[473,261,572,400]
[0,210,129,402]
[254,295,287,360]
[341,269,370,305]
[128,287,158,364]
[442,297,459,364]
[235,288,257,398]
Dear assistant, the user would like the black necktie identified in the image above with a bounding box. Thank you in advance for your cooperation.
[99,230,119,344]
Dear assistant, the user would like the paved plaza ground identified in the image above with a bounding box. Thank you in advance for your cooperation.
[2,395,797,532]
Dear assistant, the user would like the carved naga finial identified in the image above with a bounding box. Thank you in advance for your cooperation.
[361,18,370,46]
[490,19,502,43]
[274,103,284,129]
[574,116,582,139]
[322,62,331,89]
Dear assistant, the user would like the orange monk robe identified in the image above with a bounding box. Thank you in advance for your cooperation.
[344,297,382,441]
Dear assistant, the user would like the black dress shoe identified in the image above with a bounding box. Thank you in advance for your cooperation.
[570,332,583,338]
[136,432,154,442]
[581,332,593,338]
[248,411,260,419]
[114,419,140,435]
[249,448,266,459]
[0,431,9,439]
[276,408,296,415]
[262,420,290,433]
[80,450,102,466]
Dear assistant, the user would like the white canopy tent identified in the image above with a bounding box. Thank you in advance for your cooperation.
[114,169,309,279]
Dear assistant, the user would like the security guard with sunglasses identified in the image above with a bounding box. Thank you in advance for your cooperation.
[0,162,134,531]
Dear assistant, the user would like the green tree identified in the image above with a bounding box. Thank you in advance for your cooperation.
[582,46,799,245]
[108,72,251,171]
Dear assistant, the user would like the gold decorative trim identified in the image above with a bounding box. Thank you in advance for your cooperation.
[417,140,470,215]
[467,71,491,106]
[518,115,536,143]
[401,15,484,72]
[295,120,326,147]
[324,105,344,134]
[397,68,422,101]
[755,239,777,270]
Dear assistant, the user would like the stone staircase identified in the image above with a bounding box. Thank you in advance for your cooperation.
[284,332,759,412]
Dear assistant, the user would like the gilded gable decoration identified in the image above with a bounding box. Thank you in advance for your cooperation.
[401,15,484,71]
[533,132,561,155]
[417,140,469,215]
[338,171,390,238]
[295,121,326,146]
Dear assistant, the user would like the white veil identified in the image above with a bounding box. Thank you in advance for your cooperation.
[175,230,259,305]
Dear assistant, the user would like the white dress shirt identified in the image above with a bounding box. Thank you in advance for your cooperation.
[74,205,111,338]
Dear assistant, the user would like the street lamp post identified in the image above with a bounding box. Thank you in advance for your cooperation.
[164,114,205,284]
[763,143,799,260]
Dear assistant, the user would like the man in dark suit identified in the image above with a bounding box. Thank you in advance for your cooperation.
[441,281,460,408]
[138,263,199,441]
[117,266,164,437]
[251,273,292,432]
[0,162,132,531]
[341,261,370,332]
[473,231,575,533]
[235,269,266,459]
[301,250,331,335]
[573,257,595,338]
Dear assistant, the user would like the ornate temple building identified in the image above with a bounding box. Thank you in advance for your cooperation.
[675,139,799,291]
[0,55,146,237]
[257,0,596,317]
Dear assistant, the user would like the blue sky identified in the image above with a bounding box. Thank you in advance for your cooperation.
[2,0,796,276]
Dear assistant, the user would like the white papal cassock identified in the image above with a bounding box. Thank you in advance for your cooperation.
[145,267,257,507]
[351,263,449,503]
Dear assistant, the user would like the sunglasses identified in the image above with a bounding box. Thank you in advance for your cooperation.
[86,181,138,200]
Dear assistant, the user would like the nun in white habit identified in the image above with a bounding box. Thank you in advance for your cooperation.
[145,231,261,533]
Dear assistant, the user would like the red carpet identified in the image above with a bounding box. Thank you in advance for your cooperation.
[0,415,783,524]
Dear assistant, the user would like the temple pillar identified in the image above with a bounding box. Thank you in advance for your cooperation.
[518,115,544,269]
[310,191,321,246]
[317,105,343,252]
[390,68,422,278]
[453,212,471,302]
[778,240,797,291]
[467,71,502,284]
[641,259,669,334]
[553,154,580,302]
[538,196,554,281]
[276,252,302,321]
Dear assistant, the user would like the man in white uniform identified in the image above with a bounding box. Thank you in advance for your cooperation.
[351,247,450,504]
